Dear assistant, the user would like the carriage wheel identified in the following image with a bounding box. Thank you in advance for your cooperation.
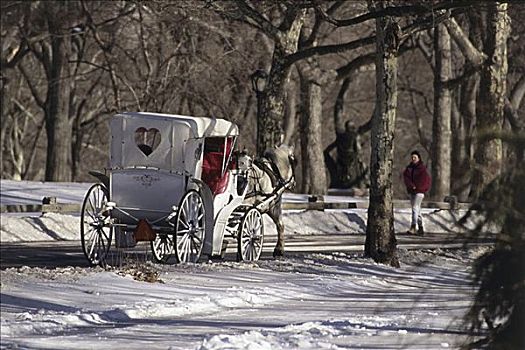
[80,184,113,266]
[175,190,205,263]
[237,208,264,262]
[151,233,175,263]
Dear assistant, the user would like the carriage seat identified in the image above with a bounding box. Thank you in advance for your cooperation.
[201,151,230,195]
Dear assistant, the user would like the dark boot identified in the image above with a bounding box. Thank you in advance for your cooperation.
[406,225,416,234]
[417,222,424,235]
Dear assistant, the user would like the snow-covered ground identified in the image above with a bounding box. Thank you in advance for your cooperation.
[1,180,486,349]
[1,248,484,350]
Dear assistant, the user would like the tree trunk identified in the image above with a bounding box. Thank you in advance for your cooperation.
[44,15,72,182]
[430,23,452,201]
[299,67,327,194]
[364,2,400,268]
[470,3,509,198]
[282,79,297,146]
[454,12,483,201]
[451,98,470,200]
[257,12,305,155]
[8,112,25,180]
[334,78,351,134]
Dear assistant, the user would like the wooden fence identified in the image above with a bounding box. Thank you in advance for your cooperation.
[0,195,469,214]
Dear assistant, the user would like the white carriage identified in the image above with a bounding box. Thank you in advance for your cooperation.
[80,112,281,266]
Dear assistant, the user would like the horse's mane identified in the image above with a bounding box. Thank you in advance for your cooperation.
[262,145,293,182]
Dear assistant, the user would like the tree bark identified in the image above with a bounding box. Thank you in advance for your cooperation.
[298,64,327,194]
[430,24,452,201]
[451,98,470,200]
[257,11,305,155]
[282,79,297,146]
[470,3,509,198]
[454,11,483,201]
[444,17,486,67]
[44,12,72,182]
[364,1,400,268]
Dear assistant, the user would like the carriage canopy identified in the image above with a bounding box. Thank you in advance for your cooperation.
[110,112,239,174]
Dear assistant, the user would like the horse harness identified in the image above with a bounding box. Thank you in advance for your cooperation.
[248,154,295,201]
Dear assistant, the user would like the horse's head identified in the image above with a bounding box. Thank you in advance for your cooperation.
[263,144,296,189]
[237,151,253,172]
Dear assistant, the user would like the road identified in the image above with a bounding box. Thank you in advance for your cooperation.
[0,232,494,269]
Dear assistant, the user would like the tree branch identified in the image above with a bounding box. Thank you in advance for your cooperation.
[444,17,486,66]
[510,74,525,111]
[336,39,416,80]
[357,118,372,135]
[443,63,482,90]
[334,77,351,133]
[285,34,376,68]
[505,74,525,133]
[417,32,434,68]
[319,0,482,27]
[2,39,29,69]
[18,64,45,109]
[89,2,137,28]
[284,8,462,69]
[505,98,523,132]
[235,0,279,38]
[336,52,375,80]
[301,1,345,48]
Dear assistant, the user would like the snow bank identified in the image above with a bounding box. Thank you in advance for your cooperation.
[1,209,476,243]
[1,179,487,243]
[1,213,80,242]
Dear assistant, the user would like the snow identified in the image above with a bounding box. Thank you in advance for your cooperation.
[0,178,480,243]
[0,180,91,205]
[1,208,474,243]
[1,249,486,349]
[0,180,487,349]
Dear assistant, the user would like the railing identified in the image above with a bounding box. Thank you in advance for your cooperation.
[0,195,470,214]
[282,195,469,211]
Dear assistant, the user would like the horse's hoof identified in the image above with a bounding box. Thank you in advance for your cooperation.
[273,249,284,258]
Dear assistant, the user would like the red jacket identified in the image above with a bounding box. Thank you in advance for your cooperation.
[403,161,431,194]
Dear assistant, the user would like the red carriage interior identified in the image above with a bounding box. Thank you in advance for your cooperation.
[201,137,235,195]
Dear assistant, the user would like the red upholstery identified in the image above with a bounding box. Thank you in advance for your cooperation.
[202,151,230,195]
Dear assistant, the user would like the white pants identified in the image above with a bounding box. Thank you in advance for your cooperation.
[410,193,424,228]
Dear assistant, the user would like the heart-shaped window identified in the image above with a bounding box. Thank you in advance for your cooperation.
[135,127,161,156]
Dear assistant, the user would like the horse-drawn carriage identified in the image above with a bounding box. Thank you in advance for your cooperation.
[80,112,294,266]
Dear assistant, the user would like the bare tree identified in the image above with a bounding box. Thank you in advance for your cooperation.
[430,23,452,200]
[364,1,400,268]
[1,1,31,179]
[445,3,510,198]
[24,2,80,181]
[297,59,327,194]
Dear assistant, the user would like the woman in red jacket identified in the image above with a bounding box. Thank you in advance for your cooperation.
[403,150,431,235]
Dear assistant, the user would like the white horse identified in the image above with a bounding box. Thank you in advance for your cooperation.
[238,144,296,257]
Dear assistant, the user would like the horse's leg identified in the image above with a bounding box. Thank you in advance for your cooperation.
[271,200,285,257]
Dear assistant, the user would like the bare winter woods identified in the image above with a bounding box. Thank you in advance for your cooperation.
[1,1,523,196]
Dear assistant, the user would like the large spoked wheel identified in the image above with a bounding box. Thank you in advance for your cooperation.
[151,233,175,263]
[175,190,205,263]
[80,183,113,266]
[237,208,264,262]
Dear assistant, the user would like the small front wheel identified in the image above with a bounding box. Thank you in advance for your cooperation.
[175,190,205,263]
[80,184,113,266]
[151,233,175,263]
[237,208,264,262]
